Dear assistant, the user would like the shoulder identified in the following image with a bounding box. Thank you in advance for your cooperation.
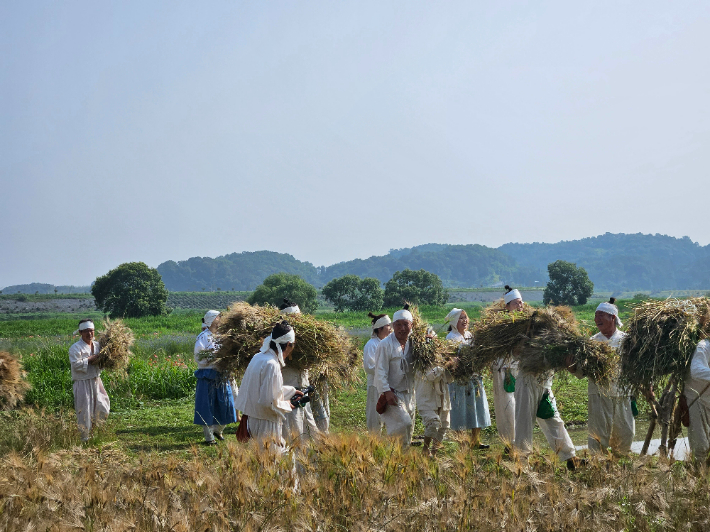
[365,338,379,349]
[590,332,603,341]
[446,331,461,341]
[69,341,83,353]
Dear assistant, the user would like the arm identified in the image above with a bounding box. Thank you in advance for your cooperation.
[690,342,710,383]
[260,362,293,416]
[69,343,89,374]
[424,366,445,382]
[374,340,391,394]
[363,340,377,376]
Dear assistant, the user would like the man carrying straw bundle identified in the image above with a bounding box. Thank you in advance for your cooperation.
[69,319,110,442]
[684,339,710,461]
[375,306,416,445]
[364,312,392,433]
[194,310,238,445]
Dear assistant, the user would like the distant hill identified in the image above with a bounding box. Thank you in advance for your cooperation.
[0,283,92,295]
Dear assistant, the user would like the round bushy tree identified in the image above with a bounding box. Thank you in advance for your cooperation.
[322,274,384,312]
[543,260,594,306]
[248,273,318,313]
[92,262,169,318]
[383,269,448,307]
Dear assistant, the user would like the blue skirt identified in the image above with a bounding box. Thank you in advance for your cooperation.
[194,369,237,426]
[448,377,491,430]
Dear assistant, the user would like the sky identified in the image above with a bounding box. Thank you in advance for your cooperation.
[2,1,710,287]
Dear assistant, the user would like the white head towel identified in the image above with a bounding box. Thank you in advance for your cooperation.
[504,289,522,305]
[259,328,296,367]
[596,301,623,327]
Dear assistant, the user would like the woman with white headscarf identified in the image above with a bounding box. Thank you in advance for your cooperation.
[364,312,392,433]
[194,310,238,444]
[234,320,303,453]
[446,308,491,448]
[68,319,110,441]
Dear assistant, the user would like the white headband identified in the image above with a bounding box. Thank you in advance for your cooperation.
[280,305,301,315]
[504,289,522,305]
[73,321,95,335]
[596,302,623,327]
[445,308,463,327]
[393,309,413,323]
[372,315,391,330]
[260,328,296,367]
[203,310,220,327]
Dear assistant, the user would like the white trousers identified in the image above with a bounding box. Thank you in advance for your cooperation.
[420,407,451,442]
[248,417,287,454]
[73,377,110,441]
[380,390,415,446]
[366,385,385,433]
[492,368,516,444]
[587,394,635,453]
[514,374,575,461]
[202,425,225,442]
[282,403,320,442]
[687,397,710,459]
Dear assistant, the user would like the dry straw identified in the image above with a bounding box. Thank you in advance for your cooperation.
[96,319,135,373]
[408,305,457,374]
[213,302,360,393]
[0,351,31,410]
[620,297,710,393]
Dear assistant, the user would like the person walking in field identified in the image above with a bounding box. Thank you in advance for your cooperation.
[364,312,392,433]
[194,310,238,445]
[446,308,491,448]
[375,306,417,445]
[68,319,110,442]
[571,298,634,453]
[234,320,304,453]
[684,339,710,461]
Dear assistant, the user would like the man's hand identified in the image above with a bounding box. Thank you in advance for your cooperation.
[564,354,576,374]
[384,390,398,406]
[87,354,100,365]
[290,390,304,410]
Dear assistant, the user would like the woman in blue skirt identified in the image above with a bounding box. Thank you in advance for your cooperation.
[194,310,238,444]
[446,308,491,448]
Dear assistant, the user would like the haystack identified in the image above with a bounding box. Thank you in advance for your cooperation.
[619,297,710,393]
[213,302,360,393]
[0,351,31,409]
[96,319,135,373]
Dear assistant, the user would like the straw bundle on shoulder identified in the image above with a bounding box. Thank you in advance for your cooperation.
[619,297,710,393]
[408,305,457,373]
[213,302,360,393]
[0,351,31,410]
[96,319,135,373]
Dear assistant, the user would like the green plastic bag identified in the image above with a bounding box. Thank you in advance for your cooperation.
[631,397,639,417]
[536,391,557,420]
[503,369,516,393]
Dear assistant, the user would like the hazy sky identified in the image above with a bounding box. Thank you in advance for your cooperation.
[2,2,709,287]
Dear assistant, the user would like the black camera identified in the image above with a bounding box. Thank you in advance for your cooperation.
[290,385,315,408]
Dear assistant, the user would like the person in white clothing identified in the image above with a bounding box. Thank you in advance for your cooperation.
[364,312,392,433]
[233,321,304,453]
[684,339,710,461]
[446,308,491,448]
[68,319,110,442]
[571,298,634,453]
[374,306,416,446]
[491,286,522,447]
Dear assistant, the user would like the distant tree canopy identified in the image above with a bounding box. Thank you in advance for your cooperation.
[92,262,169,318]
[322,275,384,312]
[383,269,448,307]
[247,273,318,314]
[543,260,594,306]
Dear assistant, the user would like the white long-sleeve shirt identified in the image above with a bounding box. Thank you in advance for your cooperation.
[234,350,297,423]
[374,333,414,394]
[685,340,710,405]
[364,336,384,387]
[194,329,219,370]
[69,339,102,381]
[588,329,627,396]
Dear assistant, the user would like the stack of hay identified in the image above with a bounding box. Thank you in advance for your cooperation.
[213,302,361,393]
[408,306,459,374]
[0,351,31,409]
[620,297,710,394]
[95,319,135,374]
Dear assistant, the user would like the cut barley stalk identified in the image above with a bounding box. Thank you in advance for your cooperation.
[0,351,31,410]
[95,319,135,374]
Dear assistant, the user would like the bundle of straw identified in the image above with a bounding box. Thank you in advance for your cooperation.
[619,297,710,393]
[213,302,360,393]
[0,351,31,410]
[96,319,135,373]
[408,306,457,374]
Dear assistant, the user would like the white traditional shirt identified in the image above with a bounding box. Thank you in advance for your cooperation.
[282,366,310,388]
[234,350,297,423]
[685,340,710,406]
[374,333,414,395]
[589,329,628,397]
[415,366,452,411]
[194,329,218,370]
[446,329,472,345]
[69,339,102,381]
[364,336,384,387]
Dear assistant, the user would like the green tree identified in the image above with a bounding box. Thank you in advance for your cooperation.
[383,269,448,307]
[322,275,384,312]
[92,262,169,318]
[247,273,318,313]
[543,260,594,306]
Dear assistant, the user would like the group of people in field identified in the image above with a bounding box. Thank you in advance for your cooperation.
[67,288,710,464]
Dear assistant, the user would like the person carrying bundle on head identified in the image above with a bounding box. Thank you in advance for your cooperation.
[234,320,304,453]
[278,299,321,441]
[69,319,110,442]
[569,298,634,454]
[684,339,710,462]
[446,308,491,449]
[364,312,392,433]
[194,310,238,445]
[374,305,416,445]
[492,287,522,447]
